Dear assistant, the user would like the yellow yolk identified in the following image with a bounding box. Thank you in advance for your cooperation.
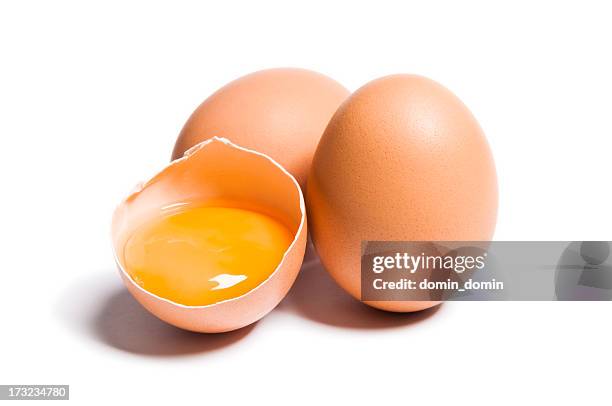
[123,206,293,306]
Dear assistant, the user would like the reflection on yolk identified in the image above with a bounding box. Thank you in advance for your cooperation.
[123,206,293,306]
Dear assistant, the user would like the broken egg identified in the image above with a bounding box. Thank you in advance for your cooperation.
[112,137,307,333]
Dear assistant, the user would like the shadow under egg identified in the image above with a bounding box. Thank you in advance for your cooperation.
[93,288,255,356]
[57,271,254,357]
[278,251,442,329]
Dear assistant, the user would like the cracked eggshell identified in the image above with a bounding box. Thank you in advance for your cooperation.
[112,137,307,333]
[172,68,350,188]
[307,74,498,313]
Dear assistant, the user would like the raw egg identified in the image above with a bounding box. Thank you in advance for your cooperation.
[307,74,498,312]
[123,206,293,307]
[172,68,350,187]
[112,137,307,332]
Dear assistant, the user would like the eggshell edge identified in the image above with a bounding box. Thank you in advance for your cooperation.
[111,137,307,333]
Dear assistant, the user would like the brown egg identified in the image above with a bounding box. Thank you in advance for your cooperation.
[307,74,498,312]
[112,138,307,333]
[173,68,350,187]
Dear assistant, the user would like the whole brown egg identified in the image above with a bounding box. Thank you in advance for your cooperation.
[172,68,350,187]
[307,74,498,312]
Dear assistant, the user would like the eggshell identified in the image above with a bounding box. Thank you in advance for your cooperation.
[172,68,350,187]
[112,137,307,333]
[307,74,498,312]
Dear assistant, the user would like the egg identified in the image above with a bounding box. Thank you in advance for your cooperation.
[307,74,498,312]
[172,68,350,187]
[112,137,307,333]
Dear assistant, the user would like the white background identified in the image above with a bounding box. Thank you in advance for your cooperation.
[1,1,611,405]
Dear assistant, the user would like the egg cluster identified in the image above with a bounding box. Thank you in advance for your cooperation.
[111,68,497,332]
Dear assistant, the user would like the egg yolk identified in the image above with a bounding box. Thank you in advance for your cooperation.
[123,206,293,306]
